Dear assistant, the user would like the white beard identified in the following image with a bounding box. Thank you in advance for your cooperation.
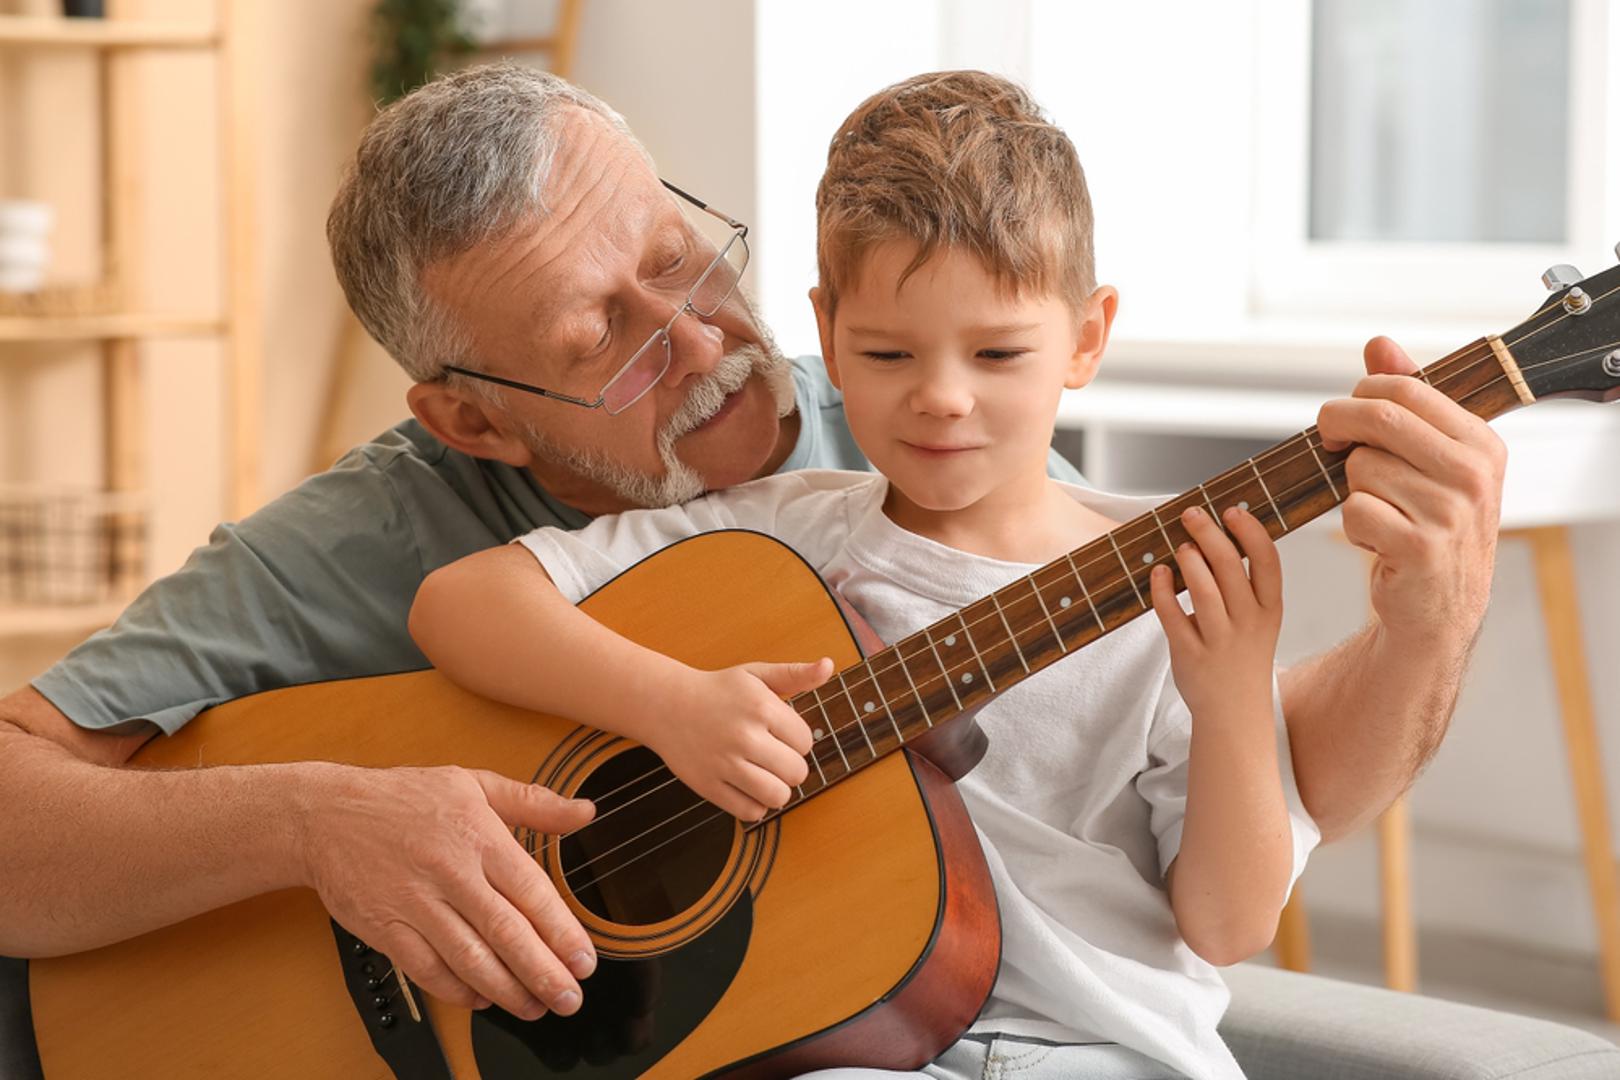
[519,333,796,509]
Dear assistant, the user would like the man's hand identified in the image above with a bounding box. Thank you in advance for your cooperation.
[1281,336,1508,838]
[298,764,597,1021]
[1317,336,1506,655]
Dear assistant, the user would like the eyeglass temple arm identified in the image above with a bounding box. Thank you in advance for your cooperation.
[441,365,603,409]
[660,179,745,233]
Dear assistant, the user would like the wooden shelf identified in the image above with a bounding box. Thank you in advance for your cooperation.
[0,601,124,640]
[0,313,224,342]
[0,15,217,49]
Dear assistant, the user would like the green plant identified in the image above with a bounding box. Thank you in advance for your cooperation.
[369,0,475,105]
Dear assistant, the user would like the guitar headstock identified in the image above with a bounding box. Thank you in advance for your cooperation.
[1504,245,1620,403]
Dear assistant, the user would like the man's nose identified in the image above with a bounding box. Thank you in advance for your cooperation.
[662,308,726,383]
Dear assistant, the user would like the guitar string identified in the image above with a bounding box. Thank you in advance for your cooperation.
[550,334,1516,838]
[551,320,1620,888]
[552,325,1620,860]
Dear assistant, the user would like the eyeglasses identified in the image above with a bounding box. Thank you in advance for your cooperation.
[442,180,750,416]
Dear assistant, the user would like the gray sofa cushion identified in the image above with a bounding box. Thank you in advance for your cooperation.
[1222,962,1620,1079]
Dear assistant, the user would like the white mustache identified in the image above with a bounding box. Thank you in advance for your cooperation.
[661,346,770,444]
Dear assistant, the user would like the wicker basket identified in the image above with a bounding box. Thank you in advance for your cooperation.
[0,486,147,606]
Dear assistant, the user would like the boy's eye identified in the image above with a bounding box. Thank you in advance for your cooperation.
[861,351,908,362]
[980,349,1028,362]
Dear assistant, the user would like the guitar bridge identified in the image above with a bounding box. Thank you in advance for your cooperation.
[329,920,453,1080]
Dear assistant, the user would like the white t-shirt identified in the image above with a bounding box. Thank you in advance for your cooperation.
[516,470,1319,1080]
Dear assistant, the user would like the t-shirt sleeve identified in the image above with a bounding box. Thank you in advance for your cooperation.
[514,473,852,604]
[30,456,434,736]
[1134,666,1320,891]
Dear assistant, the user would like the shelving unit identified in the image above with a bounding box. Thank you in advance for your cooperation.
[0,0,259,643]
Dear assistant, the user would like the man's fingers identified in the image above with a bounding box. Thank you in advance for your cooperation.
[379,922,485,1010]
[462,872,585,1018]
[478,772,595,833]
[483,834,597,982]
[1362,334,1417,377]
[414,899,541,1018]
[1340,490,1420,561]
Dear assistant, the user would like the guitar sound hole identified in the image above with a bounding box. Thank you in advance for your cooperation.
[560,747,735,925]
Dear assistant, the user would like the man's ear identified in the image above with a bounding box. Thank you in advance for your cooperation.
[1064,285,1119,391]
[809,285,843,390]
[406,381,536,468]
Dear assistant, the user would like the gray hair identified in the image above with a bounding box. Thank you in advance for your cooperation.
[327,62,645,383]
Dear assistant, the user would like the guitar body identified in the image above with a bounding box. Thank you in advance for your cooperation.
[26,531,1000,1078]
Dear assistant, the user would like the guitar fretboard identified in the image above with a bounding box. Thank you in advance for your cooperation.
[769,335,1527,816]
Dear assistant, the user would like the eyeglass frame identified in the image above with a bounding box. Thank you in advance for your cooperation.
[441,179,749,416]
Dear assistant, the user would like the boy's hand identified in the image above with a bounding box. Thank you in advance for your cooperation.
[1149,506,1283,720]
[653,658,834,821]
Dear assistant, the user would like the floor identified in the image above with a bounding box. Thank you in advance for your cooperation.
[1254,910,1620,1045]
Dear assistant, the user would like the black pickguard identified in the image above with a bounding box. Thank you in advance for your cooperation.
[469,894,751,1078]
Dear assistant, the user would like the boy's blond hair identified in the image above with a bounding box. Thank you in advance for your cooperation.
[815,70,1096,317]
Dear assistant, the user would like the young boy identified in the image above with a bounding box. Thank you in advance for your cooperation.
[409,71,1316,1080]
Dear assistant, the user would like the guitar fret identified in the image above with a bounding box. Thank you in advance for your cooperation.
[812,689,852,773]
[922,628,965,709]
[1064,551,1107,632]
[1306,435,1343,502]
[893,646,934,728]
[1148,505,1177,557]
[805,725,828,785]
[1247,457,1289,532]
[835,672,879,758]
[1197,481,1220,522]
[1106,532,1146,607]
[958,613,997,692]
[1029,574,1067,654]
[989,592,1031,674]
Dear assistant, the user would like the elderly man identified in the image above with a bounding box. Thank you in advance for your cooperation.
[0,65,1504,1027]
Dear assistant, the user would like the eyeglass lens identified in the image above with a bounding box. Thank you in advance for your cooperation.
[599,233,749,414]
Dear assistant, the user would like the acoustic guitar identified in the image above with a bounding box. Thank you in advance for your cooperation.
[24,258,1620,1078]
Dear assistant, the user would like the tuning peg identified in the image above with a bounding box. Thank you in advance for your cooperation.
[1614,240,1619,262]
[1543,264,1584,290]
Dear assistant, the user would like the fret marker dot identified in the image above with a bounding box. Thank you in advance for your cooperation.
[863,701,876,713]
[812,728,824,740]
[962,673,974,685]
[1142,551,1154,564]
[944,634,957,647]
[1238,500,1249,511]
[1059,596,1072,608]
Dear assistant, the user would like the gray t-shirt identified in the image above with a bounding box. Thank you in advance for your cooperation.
[33,356,1080,736]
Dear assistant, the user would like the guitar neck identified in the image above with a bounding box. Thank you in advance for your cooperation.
[772,335,1530,812]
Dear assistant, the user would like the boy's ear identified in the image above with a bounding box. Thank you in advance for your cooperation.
[1065,285,1119,391]
[809,285,843,390]
[406,381,536,469]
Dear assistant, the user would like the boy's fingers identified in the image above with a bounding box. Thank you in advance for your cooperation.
[1149,565,1191,647]
[1227,508,1284,611]
[770,708,815,756]
[1173,541,1226,629]
[745,658,836,697]
[719,779,771,822]
[1182,508,1251,615]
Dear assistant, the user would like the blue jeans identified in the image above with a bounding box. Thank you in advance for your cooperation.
[798,1033,1185,1079]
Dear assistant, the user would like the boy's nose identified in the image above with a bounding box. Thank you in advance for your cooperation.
[909,372,974,419]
